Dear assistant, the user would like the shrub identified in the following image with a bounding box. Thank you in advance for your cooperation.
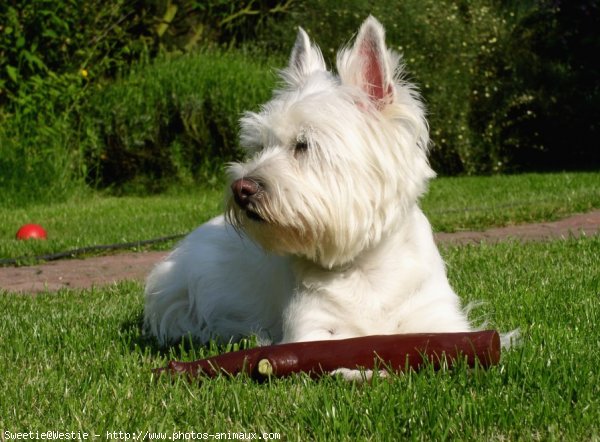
[0,0,153,204]
[0,0,154,108]
[469,0,600,172]
[81,51,279,193]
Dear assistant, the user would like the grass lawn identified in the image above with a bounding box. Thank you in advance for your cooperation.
[0,236,598,439]
[422,171,600,232]
[0,171,599,263]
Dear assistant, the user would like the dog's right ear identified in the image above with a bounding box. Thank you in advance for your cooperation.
[337,16,397,110]
[282,27,327,86]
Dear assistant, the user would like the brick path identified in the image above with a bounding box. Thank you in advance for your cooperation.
[1,210,598,294]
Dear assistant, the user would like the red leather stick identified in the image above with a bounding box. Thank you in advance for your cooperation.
[156,330,500,380]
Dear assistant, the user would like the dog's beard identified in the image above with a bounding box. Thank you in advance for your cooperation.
[226,195,322,261]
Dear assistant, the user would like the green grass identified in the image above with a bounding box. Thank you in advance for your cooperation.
[0,186,223,264]
[1,236,598,439]
[0,171,598,263]
[423,171,600,232]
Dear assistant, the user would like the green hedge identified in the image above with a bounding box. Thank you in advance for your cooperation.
[0,0,154,108]
[81,51,278,193]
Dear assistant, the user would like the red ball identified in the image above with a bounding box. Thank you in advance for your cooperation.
[16,224,47,240]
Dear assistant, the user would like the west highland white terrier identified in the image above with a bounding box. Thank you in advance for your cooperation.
[144,16,472,348]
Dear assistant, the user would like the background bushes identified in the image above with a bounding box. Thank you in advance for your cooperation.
[0,0,155,107]
[82,51,278,193]
[470,1,600,172]
[0,0,598,201]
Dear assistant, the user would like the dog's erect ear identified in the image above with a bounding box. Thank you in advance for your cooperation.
[289,27,313,72]
[338,16,395,108]
[283,27,327,85]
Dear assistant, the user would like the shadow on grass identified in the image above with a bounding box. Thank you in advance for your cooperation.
[119,313,259,363]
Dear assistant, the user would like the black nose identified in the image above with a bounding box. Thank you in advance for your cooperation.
[231,178,260,208]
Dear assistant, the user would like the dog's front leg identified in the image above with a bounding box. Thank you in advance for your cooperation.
[279,287,354,344]
[279,291,381,381]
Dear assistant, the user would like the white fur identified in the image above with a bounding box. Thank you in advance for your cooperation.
[144,16,472,348]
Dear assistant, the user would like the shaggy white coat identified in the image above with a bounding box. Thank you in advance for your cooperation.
[144,16,472,347]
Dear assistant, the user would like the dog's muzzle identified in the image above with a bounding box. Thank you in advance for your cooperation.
[231,178,264,222]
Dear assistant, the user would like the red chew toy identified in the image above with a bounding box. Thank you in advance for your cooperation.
[156,330,500,380]
[16,224,47,240]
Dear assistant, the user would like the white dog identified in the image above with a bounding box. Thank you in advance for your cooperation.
[144,16,472,347]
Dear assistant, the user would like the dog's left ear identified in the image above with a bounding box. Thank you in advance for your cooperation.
[338,16,395,109]
[282,27,327,86]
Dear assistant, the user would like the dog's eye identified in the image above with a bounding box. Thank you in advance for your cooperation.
[294,140,308,154]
